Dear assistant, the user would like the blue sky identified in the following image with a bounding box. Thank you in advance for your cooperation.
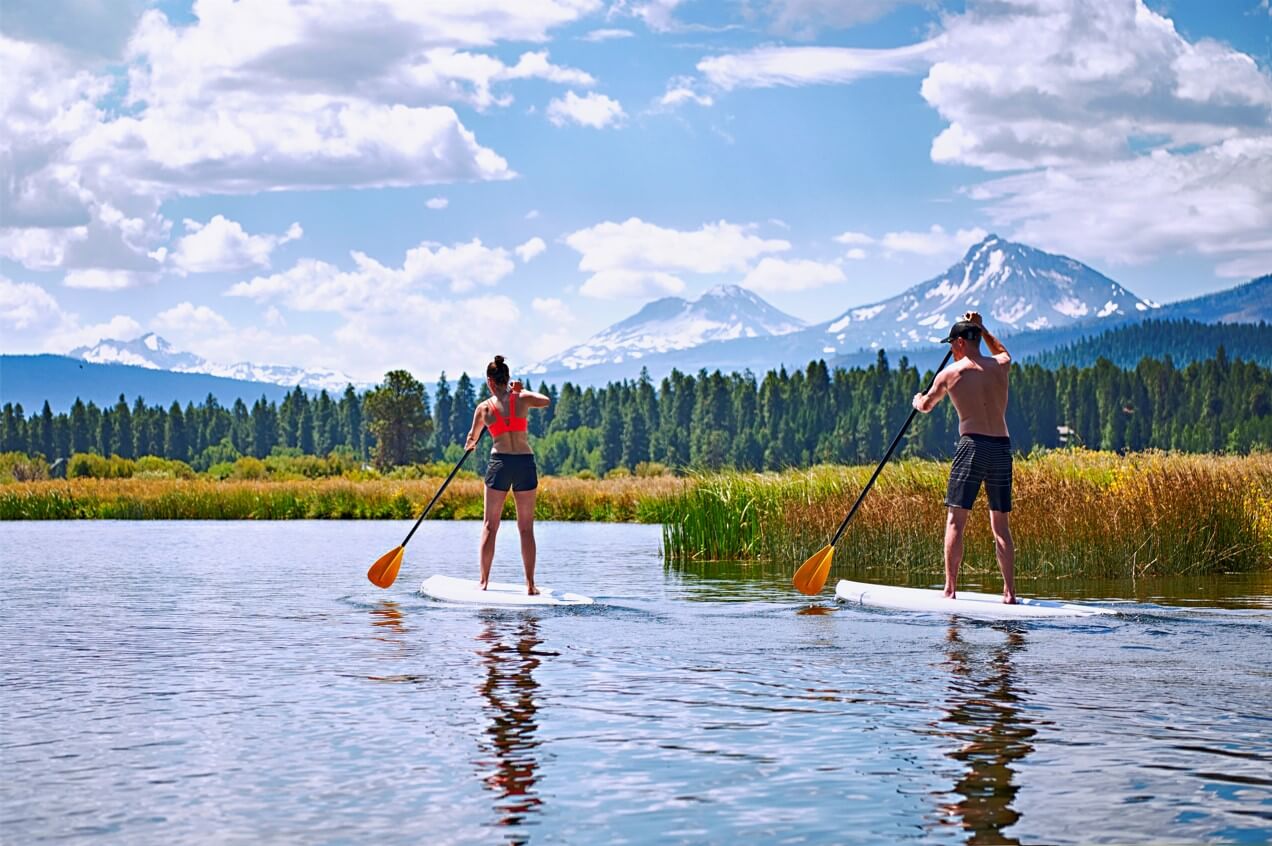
[2,0,1270,383]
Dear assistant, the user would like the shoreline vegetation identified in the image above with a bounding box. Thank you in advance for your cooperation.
[3,450,1269,578]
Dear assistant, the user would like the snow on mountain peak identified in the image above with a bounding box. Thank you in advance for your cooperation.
[69,335,360,392]
[817,235,1157,354]
[529,283,806,373]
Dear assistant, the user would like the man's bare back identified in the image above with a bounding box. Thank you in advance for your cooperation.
[943,352,1011,437]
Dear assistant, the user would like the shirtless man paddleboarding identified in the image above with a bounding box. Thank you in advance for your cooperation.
[911,312,1016,604]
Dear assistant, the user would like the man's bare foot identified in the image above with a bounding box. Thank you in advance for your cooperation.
[1003,593,1016,605]
[526,584,539,596]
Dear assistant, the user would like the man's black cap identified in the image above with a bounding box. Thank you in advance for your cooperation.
[940,320,982,344]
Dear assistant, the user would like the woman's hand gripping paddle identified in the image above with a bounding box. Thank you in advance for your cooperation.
[793,349,954,596]
[368,448,474,588]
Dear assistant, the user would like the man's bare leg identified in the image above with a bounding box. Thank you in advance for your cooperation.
[513,487,539,595]
[990,509,1016,604]
[479,486,508,589]
[944,507,970,599]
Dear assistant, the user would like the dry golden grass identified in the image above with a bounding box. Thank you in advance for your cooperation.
[661,452,1272,578]
[4,451,1268,577]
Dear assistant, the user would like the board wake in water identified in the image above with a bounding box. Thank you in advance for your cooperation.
[835,579,1114,620]
[421,575,594,607]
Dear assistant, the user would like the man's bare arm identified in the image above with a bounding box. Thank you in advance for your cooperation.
[982,327,1010,363]
[912,370,951,413]
[964,311,1010,363]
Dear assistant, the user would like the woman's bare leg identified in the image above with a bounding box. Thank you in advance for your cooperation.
[480,486,508,589]
[513,488,538,595]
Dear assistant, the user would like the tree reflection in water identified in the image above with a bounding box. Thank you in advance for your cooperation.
[475,614,554,841]
[937,622,1036,846]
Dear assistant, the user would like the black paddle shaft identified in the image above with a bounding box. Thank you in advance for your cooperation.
[400,448,474,547]
[828,349,955,548]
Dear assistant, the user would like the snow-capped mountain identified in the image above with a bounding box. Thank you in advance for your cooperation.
[814,234,1157,357]
[529,284,805,373]
[70,333,361,393]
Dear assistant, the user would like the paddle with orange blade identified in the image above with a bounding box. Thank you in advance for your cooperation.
[793,349,954,595]
[368,448,474,589]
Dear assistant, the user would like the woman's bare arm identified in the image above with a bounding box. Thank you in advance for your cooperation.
[464,404,486,450]
[508,380,551,407]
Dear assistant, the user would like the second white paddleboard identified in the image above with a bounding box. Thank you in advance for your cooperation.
[420,574,594,607]
[835,579,1114,620]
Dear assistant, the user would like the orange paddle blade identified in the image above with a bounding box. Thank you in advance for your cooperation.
[368,546,405,589]
[792,545,835,596]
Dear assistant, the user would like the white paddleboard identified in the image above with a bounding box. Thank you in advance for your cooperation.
[420,574,594,607]
[835,579,1114,620]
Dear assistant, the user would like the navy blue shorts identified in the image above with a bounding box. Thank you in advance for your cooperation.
[485,453,538,492]
[945,435,1012,513]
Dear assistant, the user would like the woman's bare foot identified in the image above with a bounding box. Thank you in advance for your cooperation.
[526,583,539,596]
[943,586,957,599]
[479,580,488,591]
[1003,593,1016,605]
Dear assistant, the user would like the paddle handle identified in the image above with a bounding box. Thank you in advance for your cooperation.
[400,448,474,547]
[828,349,954,548]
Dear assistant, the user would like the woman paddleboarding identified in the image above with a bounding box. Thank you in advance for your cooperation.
[465,356,551,595]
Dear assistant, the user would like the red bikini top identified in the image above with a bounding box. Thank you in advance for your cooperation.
[486,391,528,437]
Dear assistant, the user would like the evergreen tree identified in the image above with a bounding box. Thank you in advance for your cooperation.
[164,401,187,461]
[364,370,434,469]
[114,395,133,459]
[70,399,91,454]
[450,373,477,445]
[37,401,55,459]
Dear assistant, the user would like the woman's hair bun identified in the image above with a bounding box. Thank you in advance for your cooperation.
[494,354,505,365]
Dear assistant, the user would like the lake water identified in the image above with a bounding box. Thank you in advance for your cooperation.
[2,521,1269,845]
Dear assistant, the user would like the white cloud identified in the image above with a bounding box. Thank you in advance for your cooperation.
[426,197,449,210]
[531,296,574,322]
[581,28,635,41]
[834,231,875,245]
[63,269,160,290]
[844,248,867,260]
[579,269,686,299]
[516,237,547,262]
[547,91,626,128]
[525,209,541,220]
[698,41,935,91]
[0,276,141,353]
[620,0,686,33]
[170,216,302,274]
[879,225,988,258]
[0,2,609,282]
[228,237,517,309]
[566,217,790,276]
[152,302,233,335]
[969,138,1272,266]
[741,257,846,292]
[0,277,62,331]
[659,77,714,108]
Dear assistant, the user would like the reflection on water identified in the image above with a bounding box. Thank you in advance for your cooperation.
[475,614,554,841]
[936,623,1036,845]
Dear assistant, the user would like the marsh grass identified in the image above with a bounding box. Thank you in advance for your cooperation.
[0,475,685,523]
[4,451,1269,578]
[661,452,1272,578]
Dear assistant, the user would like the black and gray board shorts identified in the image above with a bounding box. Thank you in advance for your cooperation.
[945,434,1012,513]
[485,453,538,492]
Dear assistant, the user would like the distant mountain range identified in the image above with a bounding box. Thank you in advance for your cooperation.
[2,242,1267,410]
[530,284,805,373]
[0,355,301,412]
[71,332,360,393]
[526,239,1268,386]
